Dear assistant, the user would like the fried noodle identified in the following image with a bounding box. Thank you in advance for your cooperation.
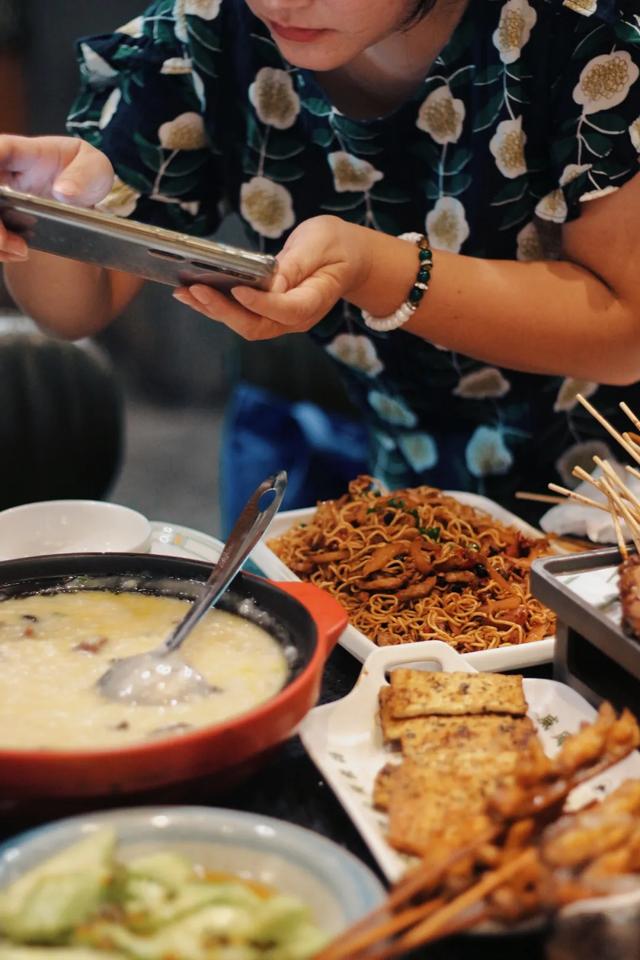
[267,476,555,653]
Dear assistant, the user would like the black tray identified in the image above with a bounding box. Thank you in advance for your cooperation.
[531,548,640,710]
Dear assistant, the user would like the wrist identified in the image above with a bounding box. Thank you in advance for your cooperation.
[345,230,434,332]
[342,222,376,303]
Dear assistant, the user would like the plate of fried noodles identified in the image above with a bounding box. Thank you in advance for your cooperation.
[261,476,556,670]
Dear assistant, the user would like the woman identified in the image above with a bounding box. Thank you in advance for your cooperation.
[1,0,639,511]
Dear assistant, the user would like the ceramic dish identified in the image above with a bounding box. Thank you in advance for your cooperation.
[148,519,272,577]
[0,499,152,560]
[260,491,555,670]
[298,639,640,883]
[0,806,386,938]
[0,552,347,798]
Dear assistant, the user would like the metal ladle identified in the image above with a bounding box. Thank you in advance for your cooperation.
[97,471,287,706]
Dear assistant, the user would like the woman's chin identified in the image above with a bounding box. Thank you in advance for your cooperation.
[268,34,354,72]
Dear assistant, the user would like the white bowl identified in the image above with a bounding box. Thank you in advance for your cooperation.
[0,499,152,560]
[0,806,386,937]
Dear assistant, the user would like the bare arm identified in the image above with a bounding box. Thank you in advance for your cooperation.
[5,253,142,339]
[351,172,640,384]
[183,171,640,387]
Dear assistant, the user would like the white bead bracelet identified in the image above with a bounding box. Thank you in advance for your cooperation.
[361,231,433,332]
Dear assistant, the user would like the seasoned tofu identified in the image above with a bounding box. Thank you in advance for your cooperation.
[400,714,536,757]
[385,760,499,856]
[387,669,527,717]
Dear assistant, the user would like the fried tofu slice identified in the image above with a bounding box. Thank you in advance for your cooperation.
[373,761,399,810]
[387,669,527,717]
[399,714,537,758]
[385,760,503,856]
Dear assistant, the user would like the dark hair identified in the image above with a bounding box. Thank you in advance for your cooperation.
[402,0,438,28]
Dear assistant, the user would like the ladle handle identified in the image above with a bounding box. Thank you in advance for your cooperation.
[164,470,287,653]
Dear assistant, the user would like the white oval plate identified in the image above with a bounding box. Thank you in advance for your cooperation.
[258,492,555,671]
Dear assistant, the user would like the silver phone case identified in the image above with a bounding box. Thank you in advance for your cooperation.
[0,186,277,291]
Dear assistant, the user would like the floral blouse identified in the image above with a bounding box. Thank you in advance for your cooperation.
[68,0,640,512]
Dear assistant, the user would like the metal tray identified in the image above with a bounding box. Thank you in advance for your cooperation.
[531,549,640,710]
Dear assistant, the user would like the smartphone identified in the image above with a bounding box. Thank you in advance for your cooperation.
[0,185,277,291]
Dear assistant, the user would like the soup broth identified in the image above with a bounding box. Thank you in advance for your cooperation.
[0,590,289,749]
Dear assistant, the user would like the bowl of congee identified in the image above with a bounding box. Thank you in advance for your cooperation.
[0,552,347,798]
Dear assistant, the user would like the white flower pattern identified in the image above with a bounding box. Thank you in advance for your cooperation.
[562,0,598,14]
[158,112,207,150]
[325,334,384,378]
[174,0,222,42]
[426,197,470,253]
[516,222,544,261]
[368,391,418,428]
[96,177,140,217]
[249,68,300,130]
[553,379,598,413]
[116,17,144,37]
[493,0,538,65]
[535,189,568,224]
[489,117,527,179]
[454,367,511,399]
[398,433,439,472]
[328,152,384,193]
[79,43,118,81]
[630,117,640,152]
[161,57,193,75]
[556,440,613,488]
[559,163,592,186]
[416,85,465,144]
[465,427,514,478]
[573,52,639,115]
[240,177,295,238]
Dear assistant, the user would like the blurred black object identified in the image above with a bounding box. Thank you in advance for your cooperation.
[0,315,124,508]
[0,0,28,50]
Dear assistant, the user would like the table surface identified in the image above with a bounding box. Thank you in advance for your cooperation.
[1,643,553,960]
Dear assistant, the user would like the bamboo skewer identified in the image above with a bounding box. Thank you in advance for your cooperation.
[594,456,640,517]
[318,722,639,960]
[515,491,565,506]
[546,482,610,514]
[392,849,537,953]
[596,478,640,553]
[620,400,640,434]
[577,394,640,468]
[537,396,640,550]
[623,431,640,450]
[607,492,628,561]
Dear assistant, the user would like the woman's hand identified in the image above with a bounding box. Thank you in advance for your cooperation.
[0,135,114,262]
[172,216,372,340]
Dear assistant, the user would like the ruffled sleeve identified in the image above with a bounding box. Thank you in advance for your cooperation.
[66,1,225,235]
[535,0,639,223]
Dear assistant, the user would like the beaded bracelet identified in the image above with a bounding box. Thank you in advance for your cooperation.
[361,231,433,333]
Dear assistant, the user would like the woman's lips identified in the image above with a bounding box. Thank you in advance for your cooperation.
[269,20,328,42]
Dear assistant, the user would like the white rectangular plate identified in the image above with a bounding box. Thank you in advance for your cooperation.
[259,492,555,671]
[299,640,640,883]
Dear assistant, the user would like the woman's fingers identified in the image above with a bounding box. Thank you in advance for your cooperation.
[231,273,337,326]
[51,140,114,206]
[173,285,285,340]
[0,135,114,206]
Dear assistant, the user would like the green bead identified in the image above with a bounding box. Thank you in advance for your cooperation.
[409,286,424,304]
[419,249,433,262]
[417,266,431,283]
